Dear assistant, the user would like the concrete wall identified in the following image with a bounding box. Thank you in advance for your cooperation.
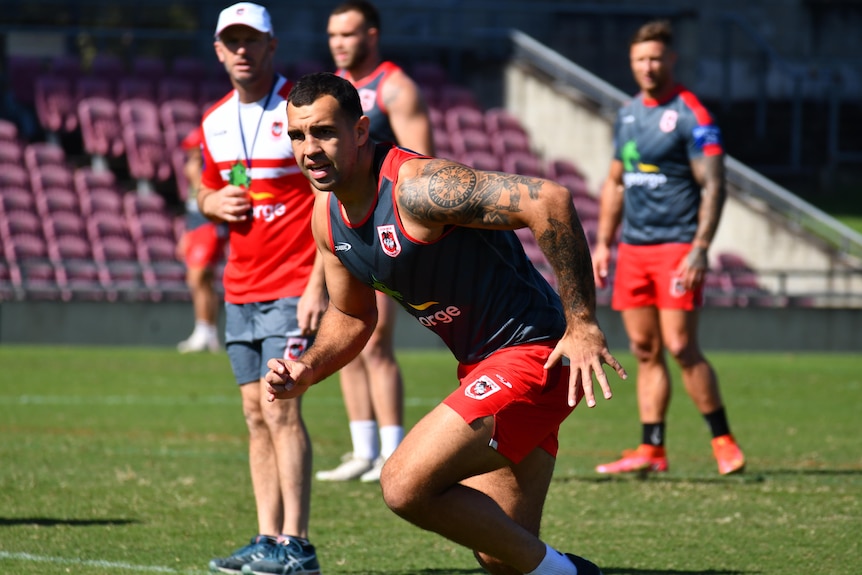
[1,301,860,352]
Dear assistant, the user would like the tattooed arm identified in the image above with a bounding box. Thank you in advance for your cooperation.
[397,158,626,406]
[678,153,727,290]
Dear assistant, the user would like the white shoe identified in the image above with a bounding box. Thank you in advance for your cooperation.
[359,456,387,483]
[315,452,374,481]
[177,332,221,354]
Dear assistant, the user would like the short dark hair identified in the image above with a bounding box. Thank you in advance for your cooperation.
[288,72,364,123]
[630,19,673,47]
[330,0,381,33]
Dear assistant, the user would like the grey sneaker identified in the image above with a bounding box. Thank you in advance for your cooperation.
[241,538,321,575]
[209,535,278,573]
[565,553,603,575]
[315,452,374,481]
[359,456,387,483]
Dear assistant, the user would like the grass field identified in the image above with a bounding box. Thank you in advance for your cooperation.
[0,346,859,575]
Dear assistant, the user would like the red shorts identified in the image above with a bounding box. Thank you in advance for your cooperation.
[443,343,580,464]
[612,242,703,311]
[183,223,227,268]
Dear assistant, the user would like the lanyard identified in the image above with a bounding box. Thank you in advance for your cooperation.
[237,76,278,175]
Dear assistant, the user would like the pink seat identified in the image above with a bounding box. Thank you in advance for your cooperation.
[546,159,584,181]
[502,151,545,178]
[0,119,20,143]
[491,129,532,159]
[0,164,31,189]
[24,142,66,173]
[4,210,45,238]
[35,76,78,133]
[198,79,232,110]
[49,55,82,80]
[89,54,125,79]
[484,108,529,137]
[157,80,196,106]
[449,128,494,158]
[445,105,486,134]
[40,187,81,216]
[437,84,479,110]
[74,167,118,197]
[136,211,177,242]
[170,57,208,83]
[76,76,114,102]
[84,188,125,216]
[48,211,88,237]
[119,98,161,131]
[131,56,166,82]
[458,151,502,172]
[30,164,74,196]
[556,174,593,201]
[0,187,35,212]
[78,97,125,159]
[123,125,172,182]
[0,141,23,164]
[124,190,167,218]
[7,55,45,106]
[160,99,201,149]
[116,77,156,103]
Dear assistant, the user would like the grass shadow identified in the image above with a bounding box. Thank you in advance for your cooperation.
[0,517,138,527]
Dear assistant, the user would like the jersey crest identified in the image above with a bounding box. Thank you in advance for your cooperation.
[377,224,401,257]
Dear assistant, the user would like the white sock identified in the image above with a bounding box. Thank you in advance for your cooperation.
[349,420,379,461]
[193,320,215,338]
[379,425,404,459]
[526,544,576,575]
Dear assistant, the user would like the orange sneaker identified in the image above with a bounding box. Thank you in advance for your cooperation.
[595,444,668,474]
[712,434,746,475]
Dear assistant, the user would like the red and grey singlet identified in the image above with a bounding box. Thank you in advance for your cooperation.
[327,144,565,365]
[612,85,724,245]
[337,62,399,144]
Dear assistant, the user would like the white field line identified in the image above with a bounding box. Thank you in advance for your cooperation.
[0,551,206,574]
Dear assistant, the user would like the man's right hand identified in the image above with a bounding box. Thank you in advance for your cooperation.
[264,358,314,402]
[201,185,251,222]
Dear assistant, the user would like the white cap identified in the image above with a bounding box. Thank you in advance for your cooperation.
[215,2,274,37]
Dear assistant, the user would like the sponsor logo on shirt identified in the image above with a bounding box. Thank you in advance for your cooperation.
[621,140,667,189]
[335,242,352,252]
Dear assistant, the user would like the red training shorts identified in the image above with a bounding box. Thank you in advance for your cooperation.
[183,223,226,268]
[612,242,703,311]
[443,342,581,464]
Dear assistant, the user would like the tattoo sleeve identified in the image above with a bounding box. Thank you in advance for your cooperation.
[399,161,543,227]
[691,154,727,247]
[539,211,597,320]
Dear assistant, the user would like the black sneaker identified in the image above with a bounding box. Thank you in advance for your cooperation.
[209,535,278,573]
[565,553,603,575]
[241,537,321,575]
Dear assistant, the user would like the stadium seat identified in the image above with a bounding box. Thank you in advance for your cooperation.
[89,54,125,79]
[490,128,533,160]
[24,142,66,173]
[131,56,166,83]
[170,56,209,83]
[34,76,78,134]
[157,79,197,106]
[716,252,776,306]
[39,187,82,217]
[0,164,31,190]
[48,211,88,237]
[431,127,453,159]
[160,99,201,149]
[0,187,35,212]
[0,119,20,143]
[555,174,592,202]
[449,128,494,158]
[122,125,173,184]
[78,97,125,161]
[124,190,167,218]
[458,150,502,172]
[703,270,736,307]
[84,188,125,216]
[514,228,556,289]
[74,166,118,198]
[119,98,161,131]
[484,108,529,138]
[198,78,232,110]
[573,196,599,223]
[30,164,74,196]
[545,158,585,181]
[49,55,82,81]
[427,106,445,131]
[0,141,23,164]
[6,55,45,107]
[116,77,157,103]
[437,84,479,110]
[501,151,545,178]
[76,76,114,102]
[3,210,45,238]
[445,105,486,134]
[411,61,449,86]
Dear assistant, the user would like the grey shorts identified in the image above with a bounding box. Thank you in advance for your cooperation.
[224,297,313,385]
